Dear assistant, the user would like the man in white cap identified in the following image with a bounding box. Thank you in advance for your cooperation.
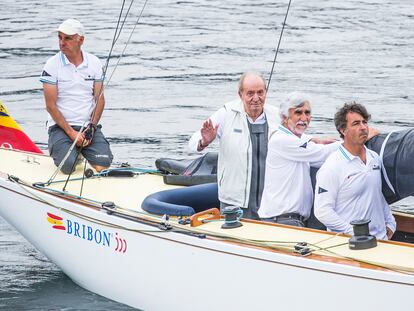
[40,19,112,174]
[258,92,341,227]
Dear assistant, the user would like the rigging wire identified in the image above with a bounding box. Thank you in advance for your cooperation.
[101,0,135,85]
[267,0,292,92]
[82,0,149,197]
[104,0,149,89]
[90,0,135,124]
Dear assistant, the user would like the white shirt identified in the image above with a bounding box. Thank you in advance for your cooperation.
[188,100,279,208]
[314,145,396,240]
[188,106,267,152]
[258,125,341,219]
[40,51,103,128]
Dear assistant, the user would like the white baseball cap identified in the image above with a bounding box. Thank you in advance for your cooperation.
[56,19,85,36]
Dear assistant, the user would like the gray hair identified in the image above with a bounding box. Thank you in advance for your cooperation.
[238,71,267,93]
[279,92,311,121]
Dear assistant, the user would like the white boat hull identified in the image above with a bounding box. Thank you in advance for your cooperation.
[1,174,413,311]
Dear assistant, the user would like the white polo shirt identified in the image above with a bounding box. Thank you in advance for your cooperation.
[258,125,340,219]
[40,51,103,128]
[314,145,396,239]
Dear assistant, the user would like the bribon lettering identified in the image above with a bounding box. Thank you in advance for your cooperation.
[66,219,111,247]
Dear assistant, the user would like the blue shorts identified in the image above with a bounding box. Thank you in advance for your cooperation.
[48,125,113,174]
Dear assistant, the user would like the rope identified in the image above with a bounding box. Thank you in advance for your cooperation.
[94,0,134,109]
[267,0,293,91]
[38,167,162,188]
[44,127,87,187]
[104,0,149,89]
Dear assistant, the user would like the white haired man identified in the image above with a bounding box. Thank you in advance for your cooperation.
[40,19,113,174]
[258,92,341,227]
[188,72,279,220]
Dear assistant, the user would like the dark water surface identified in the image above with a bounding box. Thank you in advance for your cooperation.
[1,0,413,309]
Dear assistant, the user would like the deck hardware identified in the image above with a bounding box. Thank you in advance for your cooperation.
[102,201,116,215]
[349,219,377,250]
[8,175,19,183]
[294,242,308,251]
[294,242,312,256]
[178,217,191,225]
[23,155,40,165]
[84,168,94,178]
[159,214,173,231]
[294,243,312,256]
[190,208,221,227]
[221,206,243,229]
[295,247,311,256]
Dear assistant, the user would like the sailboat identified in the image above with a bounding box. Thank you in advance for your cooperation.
[1,101,414,310]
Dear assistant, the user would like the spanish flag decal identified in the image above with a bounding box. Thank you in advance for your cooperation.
[47,212,66,230]
[0,101,43,154]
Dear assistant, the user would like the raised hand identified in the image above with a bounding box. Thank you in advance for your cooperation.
[200,118,219,147]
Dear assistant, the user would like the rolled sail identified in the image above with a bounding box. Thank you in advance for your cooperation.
[366,129,414,204]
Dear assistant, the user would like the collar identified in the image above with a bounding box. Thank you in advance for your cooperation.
[339,144,369,162]
[277,124,295,136]
[59,50,88,68]
[59,51,69,66]
[276,124,313,144]
[247,112,266,124]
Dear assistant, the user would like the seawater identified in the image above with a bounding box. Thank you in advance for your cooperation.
[0,0,413,309]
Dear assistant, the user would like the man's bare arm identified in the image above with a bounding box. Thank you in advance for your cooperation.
[91,81,105,125]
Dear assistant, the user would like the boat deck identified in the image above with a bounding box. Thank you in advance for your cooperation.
[0,148,178,211]
[1,147,414,275]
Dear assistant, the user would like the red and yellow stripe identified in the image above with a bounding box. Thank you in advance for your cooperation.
[47,212,66,230]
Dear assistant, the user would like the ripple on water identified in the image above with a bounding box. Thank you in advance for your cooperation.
[1,0,413,309]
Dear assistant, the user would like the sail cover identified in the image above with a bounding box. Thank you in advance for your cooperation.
[366,129,414,204]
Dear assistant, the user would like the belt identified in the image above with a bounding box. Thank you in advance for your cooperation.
[272,213,305,223]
